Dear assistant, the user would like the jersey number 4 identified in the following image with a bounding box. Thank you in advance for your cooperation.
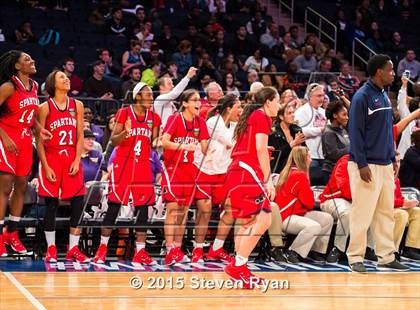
[18,109,35,124]
[134,140,142,156]
[59,130,74,145]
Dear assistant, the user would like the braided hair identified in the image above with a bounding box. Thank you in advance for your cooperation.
[206,93,238,120]
[0,50,23,86]
[234,86,278,140]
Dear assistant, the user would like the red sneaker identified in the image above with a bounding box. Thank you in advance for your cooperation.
[191,247,204,263]
[0,235,7,257]
[66,246,90,263]
[132,248,157,266]
[45,245,57,262]
[224,262,260,289]
[4,230,27,254]
[207,246,233,263]
[164,247,190,265]
[93,244,108,264]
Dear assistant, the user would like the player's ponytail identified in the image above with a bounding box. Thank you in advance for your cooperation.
[206,93,238,120]
[234,86,277,140]
[0,50,23,85]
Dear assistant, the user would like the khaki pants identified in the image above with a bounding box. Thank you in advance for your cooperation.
[283,211,333,258]
[368,207,420,251]
[347,162,395,265]
[268,202,284,247]
[320,198,352,252]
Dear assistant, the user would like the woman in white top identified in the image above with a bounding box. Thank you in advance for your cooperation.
[192,94,242,263]
[243,48,269,72]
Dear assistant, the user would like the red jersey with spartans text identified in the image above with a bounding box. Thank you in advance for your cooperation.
[114,106,161,160]
[44,97,78,151]
[0,76,39,133]
[163,113,209,167]
[231,109,272,168]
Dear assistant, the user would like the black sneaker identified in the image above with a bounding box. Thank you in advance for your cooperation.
[350,262,367,273]
[364,247,378,262]
[402,247,420,261]
[377,259,410,271]
[270,247,287,263]
[307,251,325,263]
[326,247,344,263]
[284,249,301,264]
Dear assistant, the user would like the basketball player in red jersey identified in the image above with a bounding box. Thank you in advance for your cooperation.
[0,50,51,257]
[161,89,210,265]
[37,70,89,263]
[192,94,243,263]
[223,87,281,288]
[93,82,161,266]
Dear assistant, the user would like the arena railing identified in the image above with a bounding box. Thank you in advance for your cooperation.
[352,37,377,73]
[279,0,295,24]
[304,7,337,52]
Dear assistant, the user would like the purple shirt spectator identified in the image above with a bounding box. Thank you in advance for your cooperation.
[81,149,107,182]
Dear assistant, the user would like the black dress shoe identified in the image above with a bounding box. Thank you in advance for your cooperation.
[307,251,325,263]
[364,247,378,262]
[326,247,344,263]
[270,247,287,263]
[284,249,301,264]
[377,259,410,271]
[350,262,367,273]
[402,247,420,261]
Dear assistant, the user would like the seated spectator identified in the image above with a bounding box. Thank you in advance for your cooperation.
[289,25,303,48]
[326,48,341,72]
[154,66,197,128]
[295,83,327,185]
[166,61,180,84]
[272,31,299,60]
[98,48,122,82]
[196,52,223,84]
[245,10,267,38]
[81,129,107,182]
[121,65,141,99]
[200,82,224,119]
[218,53,239,75]
[315,57,335,84]
[106,7,128,36]
[140,61,161,88]
[172,40,194,76]
[319,154,352,263]
[261,64,282,89]
[321,100,349,180]
[230,25,253,57]
[158,24,179,56]
[386,31,406,64]
[14,21,35,44]
[280,89,302,108]
[62,58,83,96]
[260,23,281,49]
[83,120,103,153]
[335,8,350,54]
[245,69,260,91]
[269,102,305,174]
[186,24,206,53]
[304,33,328,59]
[400,130,420,189]
[243,47,269,72]
[84,107,104,144]
[366,21,385,53]
[223,72,240,97]
[274,146,334,263]
[84,60,115,100]
[210,30,229,64]
[397,49,420,80]
[138,21,154,53]
[101,113,115,151]
[293,46,317,74]
[337,61,360,96]
[121,39,146,77]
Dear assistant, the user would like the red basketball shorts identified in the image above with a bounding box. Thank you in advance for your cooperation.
[108,155,155,206]
[195,171,227,205]
[38,148,86,200]
[224,160,271,219]
[0,128,33,177]
[162,163,208,206]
